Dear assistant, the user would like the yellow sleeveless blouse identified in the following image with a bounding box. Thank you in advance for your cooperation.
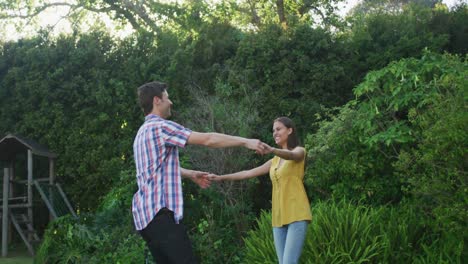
[269,148,312,227]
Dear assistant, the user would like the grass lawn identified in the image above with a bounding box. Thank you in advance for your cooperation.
[0,256,33,264]
[0,243,34,264]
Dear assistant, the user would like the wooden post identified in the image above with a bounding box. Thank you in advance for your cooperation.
[2,168,9,257]
[27,150,33,241]
[8,163,13,244]
[8,161,14,204]
[49,158,55,221]
[49,158,54,185]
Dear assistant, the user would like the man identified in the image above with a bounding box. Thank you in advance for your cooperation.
[132,81,264,263]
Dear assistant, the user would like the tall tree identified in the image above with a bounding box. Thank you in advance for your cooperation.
[0,0,346,37]
[234,0,345,29]
[0,0,187,36]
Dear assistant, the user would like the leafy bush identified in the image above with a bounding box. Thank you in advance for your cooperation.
[36,170,146,263]
[187,193,256,264]
[394,63,467,237]
[305,51,467,207]
[36,215,146,264]
[36,214,98,263]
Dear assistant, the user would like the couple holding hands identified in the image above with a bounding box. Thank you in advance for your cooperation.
[132,81,311,264]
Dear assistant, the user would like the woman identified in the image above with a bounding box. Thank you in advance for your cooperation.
[209,117,312,264]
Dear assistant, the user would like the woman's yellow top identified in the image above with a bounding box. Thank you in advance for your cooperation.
[269,148,312,227]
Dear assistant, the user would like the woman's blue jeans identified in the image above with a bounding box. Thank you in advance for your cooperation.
[272,220,308,264]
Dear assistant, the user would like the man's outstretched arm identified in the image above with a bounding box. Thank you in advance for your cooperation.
[187,132,264,153]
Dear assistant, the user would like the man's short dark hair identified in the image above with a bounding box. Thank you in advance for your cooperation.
[137,81,168,115]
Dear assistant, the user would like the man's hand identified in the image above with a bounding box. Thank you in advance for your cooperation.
[246,139,275,155]
[191,171,211,189]
[245,139,266,154]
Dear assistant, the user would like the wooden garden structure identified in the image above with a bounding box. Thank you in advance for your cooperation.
[0,134,76,257]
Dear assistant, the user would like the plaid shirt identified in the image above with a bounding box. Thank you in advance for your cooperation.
[132,114,192,230]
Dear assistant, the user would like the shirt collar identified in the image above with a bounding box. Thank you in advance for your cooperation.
[145,114,163,121]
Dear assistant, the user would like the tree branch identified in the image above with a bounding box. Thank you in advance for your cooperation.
[308,6,327,22]
[246,0,261,27]
[0,2,75,19]
[102,0,143,32]
[276,0,287,29]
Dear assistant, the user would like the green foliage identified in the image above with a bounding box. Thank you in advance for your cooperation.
[393,56,467,239]
[244,200,464,263]
[0,3,465,263]
[228,23,354,138]
[36,214,97,263]
[305,103,401,204]
[36,170,145,264]
[175,63,270,263]
[349,0,441,15]
[306,51,467,207]
[355,50,467,234]
[430,3,468,55]
[303,200,385,263]
[165,21,242,103]
[243,211,276,263]
[186,190,256,264]
[37,214,146,264]
[413,234,465,264]
[1,2,465,213]
[0,32,145,210]
[168,75,271,263]
[344,3,466,83]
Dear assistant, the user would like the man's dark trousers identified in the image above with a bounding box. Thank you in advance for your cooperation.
[139,208,198,264]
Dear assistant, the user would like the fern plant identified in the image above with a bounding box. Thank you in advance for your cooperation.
[302,200,385,263]
[243,211,277,263]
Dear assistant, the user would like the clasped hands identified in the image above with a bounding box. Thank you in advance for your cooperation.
[190,141,272,189]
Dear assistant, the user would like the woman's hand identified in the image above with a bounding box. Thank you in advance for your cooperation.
[207,174,223,182]
[261,142,274,154]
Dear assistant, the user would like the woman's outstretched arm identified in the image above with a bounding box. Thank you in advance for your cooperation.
[262,143,305,161]
[209,159,272,181]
